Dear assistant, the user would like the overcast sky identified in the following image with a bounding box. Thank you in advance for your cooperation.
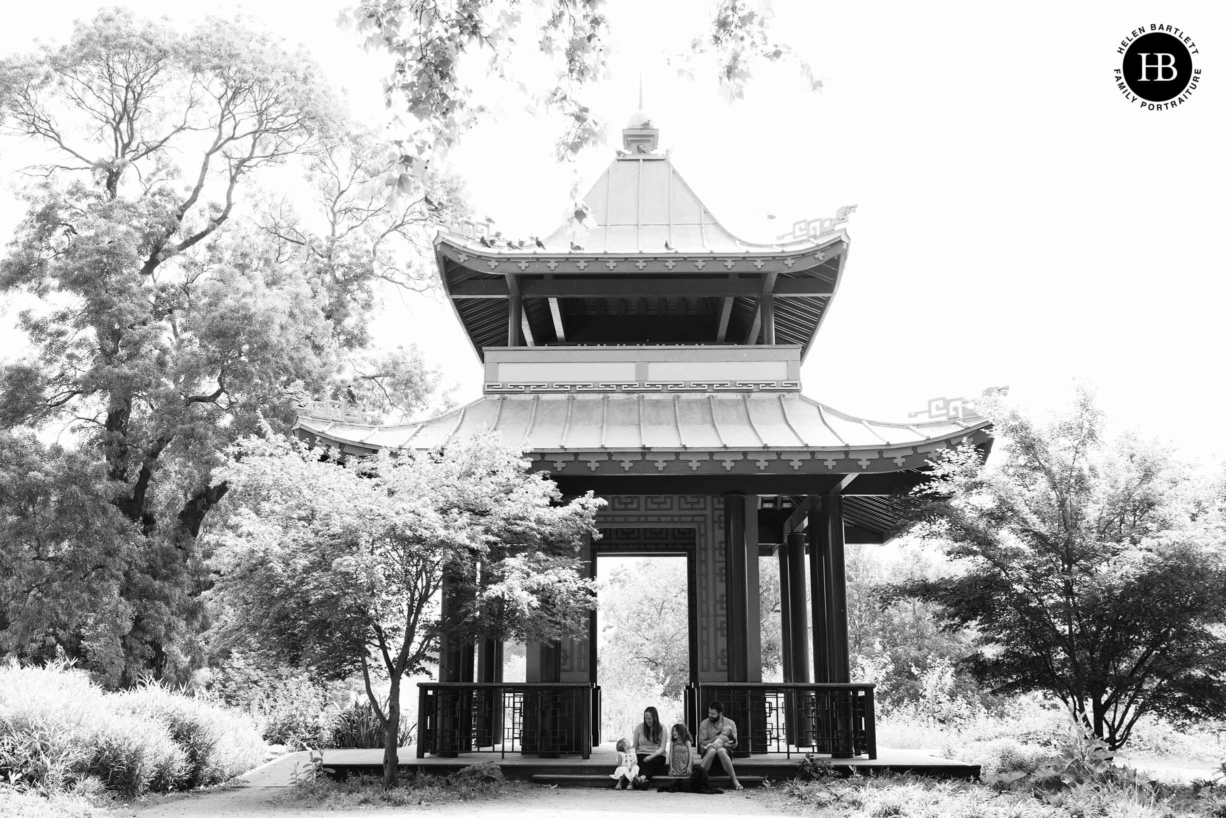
[1,1,1223,464]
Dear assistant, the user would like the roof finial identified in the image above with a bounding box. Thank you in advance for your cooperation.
[623,74,658,155]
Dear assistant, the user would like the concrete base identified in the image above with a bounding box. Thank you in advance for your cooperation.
[322,744,980,782]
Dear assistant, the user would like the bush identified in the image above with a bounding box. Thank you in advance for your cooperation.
[198,654,339,748]
[0,661,265,798]
[120,684,265,788]
[0,786,109,818]
[326,702,413,749]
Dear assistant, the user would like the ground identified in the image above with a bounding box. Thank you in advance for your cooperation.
[115,753,804,818]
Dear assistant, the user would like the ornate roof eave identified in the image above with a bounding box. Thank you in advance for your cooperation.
[433,229,848,278]
[293,393,992,480]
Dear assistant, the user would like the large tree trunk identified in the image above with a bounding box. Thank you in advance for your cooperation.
[383,676,401,788]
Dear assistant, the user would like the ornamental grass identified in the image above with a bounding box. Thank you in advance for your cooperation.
[0,661,265,798]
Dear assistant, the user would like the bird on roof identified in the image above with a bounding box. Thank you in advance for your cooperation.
[515,239,526,249]
[664,240,674,251]
[479,235,493,248]
[533,236,546,250]
[570,242,584,252]
[345,385,359,404]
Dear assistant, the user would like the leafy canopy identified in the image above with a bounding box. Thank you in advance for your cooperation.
[0,9,453,684]
[897,389,1226,749]
[207,431,601,783]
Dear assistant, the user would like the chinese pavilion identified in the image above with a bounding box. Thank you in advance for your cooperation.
[295,111,992,763]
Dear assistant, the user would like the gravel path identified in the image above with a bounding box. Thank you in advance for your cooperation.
[118,754,804,818]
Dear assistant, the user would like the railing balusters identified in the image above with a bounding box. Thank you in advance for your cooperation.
[416,682,595,759]
[692,683,875,759]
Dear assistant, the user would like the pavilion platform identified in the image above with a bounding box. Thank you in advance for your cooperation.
[321,744,980,785]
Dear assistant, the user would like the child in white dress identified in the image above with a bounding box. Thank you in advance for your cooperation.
[610,738,640,789]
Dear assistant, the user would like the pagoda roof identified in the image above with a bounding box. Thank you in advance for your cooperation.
[294,393,990,480]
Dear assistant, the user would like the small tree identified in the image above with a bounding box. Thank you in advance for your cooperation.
[896,389,1226,749]
[206,431,600,786]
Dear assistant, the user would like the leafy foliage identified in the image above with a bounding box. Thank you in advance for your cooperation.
[0,661,263,798]
[351,0,818,177]
[896,389,1226,749]
[0,10,450,684]
[207,430,601,784]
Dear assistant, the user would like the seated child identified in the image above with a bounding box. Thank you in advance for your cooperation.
[609,738,640,789]
[708,721,736,752]
[668,723,695,777]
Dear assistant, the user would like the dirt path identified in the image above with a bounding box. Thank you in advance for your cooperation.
[119,754,805,818]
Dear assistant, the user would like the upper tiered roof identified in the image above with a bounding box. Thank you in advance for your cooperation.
[435,112,849,361]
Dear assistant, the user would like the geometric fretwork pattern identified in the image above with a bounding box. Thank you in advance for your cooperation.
[417,683,594,759]
[594,495,727,678]
[684,683,876,759]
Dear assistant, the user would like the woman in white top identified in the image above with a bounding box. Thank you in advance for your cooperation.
[632,706,669,784]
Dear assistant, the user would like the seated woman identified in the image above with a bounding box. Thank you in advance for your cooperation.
[632,706,668,784]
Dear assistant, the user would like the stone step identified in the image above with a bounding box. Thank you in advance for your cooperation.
[531,774,765,789]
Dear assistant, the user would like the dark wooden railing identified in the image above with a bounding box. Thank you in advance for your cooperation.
[416,683,598,759]
[685,683,876,759]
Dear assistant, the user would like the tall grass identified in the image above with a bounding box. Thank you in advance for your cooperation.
[0,661,265,798]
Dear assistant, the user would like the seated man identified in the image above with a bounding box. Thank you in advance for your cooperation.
[696,700,743,790]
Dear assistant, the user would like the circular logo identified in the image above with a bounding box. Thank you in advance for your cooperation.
[1114,25,1202,110]
[1123,33,1192,101]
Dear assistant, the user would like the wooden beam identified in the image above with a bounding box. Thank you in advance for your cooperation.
[742,273,777,345]
[449,276,835,299]
[715,297,734,342]
[762,293,775,344]
[548,297,566,343]
[781,497,814,537]
[506,275,523,347]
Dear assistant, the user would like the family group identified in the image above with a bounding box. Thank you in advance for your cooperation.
[611,701,743,791]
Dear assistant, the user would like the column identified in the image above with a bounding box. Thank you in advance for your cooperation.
[477,639,503,747]
[777,544,793,683]
[722,494,749,682]
[785,532,811,683]
[807,499,830,684]
[823,493,850,684]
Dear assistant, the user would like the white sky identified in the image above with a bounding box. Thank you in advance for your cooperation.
[1,1,1224,463]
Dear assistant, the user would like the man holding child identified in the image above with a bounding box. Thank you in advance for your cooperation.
[696,701,743,790]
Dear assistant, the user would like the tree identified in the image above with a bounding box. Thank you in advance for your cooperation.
[349,0,820,190]
[598,559,689,701]
[0,10,454,683]
[846,544,981,710]
[206,431,601,786]
[895,389,1226,749]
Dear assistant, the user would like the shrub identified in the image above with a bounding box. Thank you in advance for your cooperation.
[82,716,186,797]
[0,661,265,798]
[0,786,109,818]
[325,702,413,749]
[120,684,265,788]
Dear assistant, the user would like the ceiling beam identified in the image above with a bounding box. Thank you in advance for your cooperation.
[743,273,777,344]
[715,296,734,342]
[450,276,833,299]
[548,297,566,343]
[781,497,814,537]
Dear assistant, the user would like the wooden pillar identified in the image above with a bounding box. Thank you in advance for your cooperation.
[807,500,830,683]
[438,571,474,682]
[813,493,851,684]
[723,494,749,682]
[477,640,503,682]
[785,532,811,683]
[746,505,762,683]
[508,293,523,346]
[777,545,793,683]
[761,294,776,345]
